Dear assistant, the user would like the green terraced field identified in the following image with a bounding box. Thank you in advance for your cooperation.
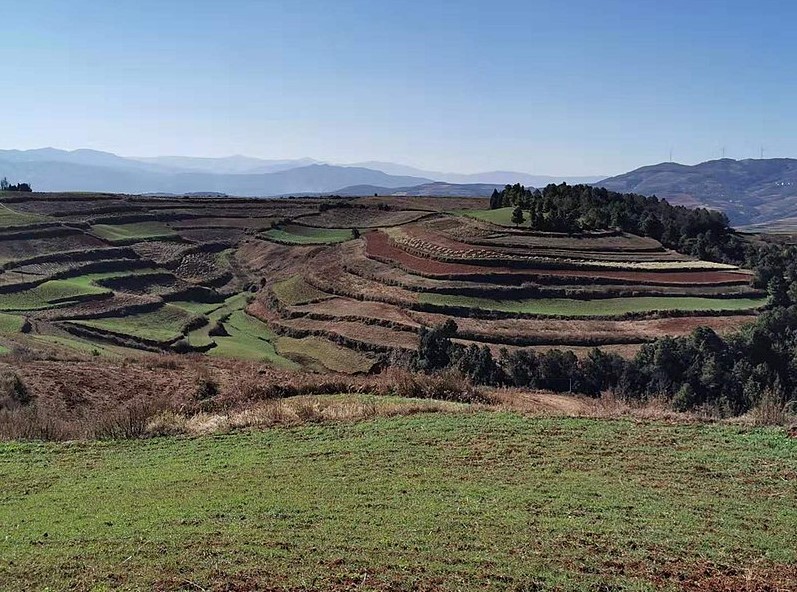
[0,203,50,228]
[0,312,24,333]
[276,335,377,373]
[208,309,297,368]
[64,268,162,289]
[73,304,198,342]
[90,221,177,244]
[179,293,298,367]
[271,274,330,306]
[419,293,769,316]
[263,224,354,244]
[0,279,111,311]
[1,414,794,591]
[458,206,519,226]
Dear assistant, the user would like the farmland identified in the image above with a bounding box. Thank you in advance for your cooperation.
[0,190,793,591]
[0,192,767,365]
[262,223,355,244]
[1,412,794,591]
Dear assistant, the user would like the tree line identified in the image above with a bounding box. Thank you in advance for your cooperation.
[414,300,797,416]
[406,185,797,416]
[490,183,746,264]
[0,177,32,192]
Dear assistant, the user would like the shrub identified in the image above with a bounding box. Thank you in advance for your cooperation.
[171,338,192,354]
[92,402,154,440]
[208,320,229,337]
[0,371,31,410]
[195,371,219,401]
[389,368,486,403]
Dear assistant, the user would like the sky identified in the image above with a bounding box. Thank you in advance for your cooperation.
[2,0,797,176]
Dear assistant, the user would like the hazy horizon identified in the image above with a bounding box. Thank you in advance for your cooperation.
[3,1,797,176]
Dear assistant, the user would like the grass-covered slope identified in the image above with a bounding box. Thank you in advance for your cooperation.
[419,293,768,316]
[0,414,794,591]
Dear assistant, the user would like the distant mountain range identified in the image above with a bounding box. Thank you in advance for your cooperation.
[4,149,797,226]
[0,148,597,198]
[344,161,603,186]
[599,158,797,225]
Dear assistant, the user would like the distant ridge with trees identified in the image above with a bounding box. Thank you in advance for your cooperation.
[0,177,32,192]
[489,182,745,264]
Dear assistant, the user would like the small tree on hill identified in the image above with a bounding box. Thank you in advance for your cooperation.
[0,177,7,191]
[489,188,502,210]
[511,206,525,227]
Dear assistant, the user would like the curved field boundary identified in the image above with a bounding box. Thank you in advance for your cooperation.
[389,232,735,272]
[364,231,753,287]
[290,209,435,229]
[58,322,164,353]
[0,225,89,243]
[0,259,154,295]
[261,225,354,245]
[418,293,768,318]
[270,316,416,354]
[302,265,762,322]
[3,246,139,271]
[342,255,762,300]
[410,221,671,256]
[43,297,164,322]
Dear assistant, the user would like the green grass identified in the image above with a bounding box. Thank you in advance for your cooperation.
[0,203,50,228]
[90,221,177,244]
[0,414,794,591]
[0,279,111,311]
[263,224,354,244]
[62,268,161,289]
[419,293,769,316]
[276,335,377,373]
[457,206,519,226]
[209,309,298,368]
[0,312,24,333]
[271,274,330,306]
[73,304,197,342]
[177,293,299,368]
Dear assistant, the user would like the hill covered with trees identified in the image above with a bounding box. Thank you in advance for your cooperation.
[489,182,746,264]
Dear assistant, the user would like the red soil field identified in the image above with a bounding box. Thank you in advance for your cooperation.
[364,230,753,286]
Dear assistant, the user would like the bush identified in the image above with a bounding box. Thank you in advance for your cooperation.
[0,372,31,410]
[171,338,192,354]
[92,402,155,440]
[195,372,219,401]
[208,320,229,337]
[389,369,486,403]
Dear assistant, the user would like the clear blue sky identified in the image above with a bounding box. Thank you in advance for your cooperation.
[2,0,796,175]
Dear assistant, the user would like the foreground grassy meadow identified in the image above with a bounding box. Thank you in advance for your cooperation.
[1,412,795,591]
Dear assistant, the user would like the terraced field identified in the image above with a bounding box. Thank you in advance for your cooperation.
[0,193,766,368]
[262,223,355,245]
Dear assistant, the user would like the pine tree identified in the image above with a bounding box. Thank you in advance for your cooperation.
[511,206,525,227]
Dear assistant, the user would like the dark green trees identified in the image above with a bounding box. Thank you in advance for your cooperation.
[511,206,525,226]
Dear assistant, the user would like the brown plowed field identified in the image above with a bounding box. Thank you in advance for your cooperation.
[364,230,753,286]
[0,230,108,262]
[170,216,278,229]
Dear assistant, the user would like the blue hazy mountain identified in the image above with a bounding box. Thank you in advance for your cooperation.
[599,158,797,225]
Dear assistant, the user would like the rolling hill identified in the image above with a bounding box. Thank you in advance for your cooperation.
[599,158,797,226]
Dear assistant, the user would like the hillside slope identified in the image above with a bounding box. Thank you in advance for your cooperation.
[599,158,797,225]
